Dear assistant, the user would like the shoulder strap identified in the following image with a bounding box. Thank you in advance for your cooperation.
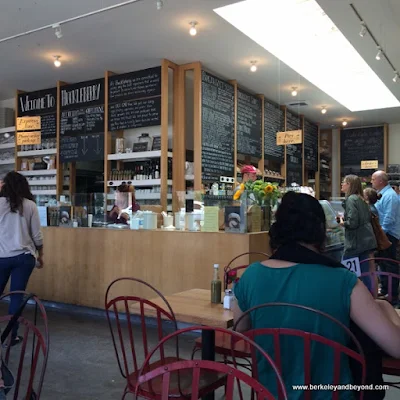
[1,293,35,344]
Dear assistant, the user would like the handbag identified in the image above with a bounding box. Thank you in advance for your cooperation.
[370,213,392,251]
[0,294,38,399]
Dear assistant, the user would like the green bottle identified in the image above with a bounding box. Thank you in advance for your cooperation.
[211,264,222,304]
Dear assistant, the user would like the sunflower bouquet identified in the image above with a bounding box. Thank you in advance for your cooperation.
[234,179,280,206]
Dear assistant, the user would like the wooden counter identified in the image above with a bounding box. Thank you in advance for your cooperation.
[27,228,270,310]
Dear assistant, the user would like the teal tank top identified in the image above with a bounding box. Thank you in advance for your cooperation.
[234,262,358,400]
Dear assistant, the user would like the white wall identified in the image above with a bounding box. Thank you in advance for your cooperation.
[388,124,400,165]
[331,128,340,197]
[0,98,14,109]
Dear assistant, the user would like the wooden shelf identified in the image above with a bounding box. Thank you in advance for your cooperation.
[135,193,172,200]
[0,126,15,134]
[108,151,172,162]
[17,149,57,157]
[107,179,172,187]
[19,169,57,176]
[31,190,57,195]
[264,174,285,181]
[0,159,14,165]
[185,175,194,181]
[0,142,15,150]
[28,179,57,186]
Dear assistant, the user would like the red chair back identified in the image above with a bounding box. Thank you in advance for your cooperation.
[359,257,400,301]
[134,326,288,400]
[224,252,270,289]
[0,291,49,400]
[105,277,178,380]
[234,303,366,400]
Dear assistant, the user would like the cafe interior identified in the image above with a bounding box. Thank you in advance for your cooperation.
[1,0,400,399]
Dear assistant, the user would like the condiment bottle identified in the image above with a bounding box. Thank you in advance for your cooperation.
[211,264,222,304]
[223,289,234,310]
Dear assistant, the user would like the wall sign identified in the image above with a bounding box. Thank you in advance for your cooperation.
[285,110,303,186]
[264,101,284,163]
[303,119,319,171]
[17,131,41,146]
[361,160,379,170]
[276,130,302,146]
[17,116,41,131]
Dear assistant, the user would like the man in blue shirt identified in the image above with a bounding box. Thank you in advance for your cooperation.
[372,171,400,304]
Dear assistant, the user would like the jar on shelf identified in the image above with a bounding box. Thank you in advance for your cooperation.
[137,133,153,151]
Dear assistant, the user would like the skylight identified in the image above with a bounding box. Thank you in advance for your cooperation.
[214,0,400,112]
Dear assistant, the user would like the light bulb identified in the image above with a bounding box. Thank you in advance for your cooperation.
[291,87,298,96]
[250,61,257,72]
[359,22,367,37]
[393,72,399,83]
[54,56,61,68]
[376,47,382,61]
[342,120,348,127]
[189,21,197,36]
[156,0,163,10]
[321,107,327,114]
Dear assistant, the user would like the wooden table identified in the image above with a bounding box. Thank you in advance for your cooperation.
[131,288,233,400]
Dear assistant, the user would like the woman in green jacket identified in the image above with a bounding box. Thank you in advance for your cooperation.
[340,175,377,291]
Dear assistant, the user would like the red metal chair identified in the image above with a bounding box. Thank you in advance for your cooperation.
[233,303,366,400]
[105,277,226,399]
[193,252,270,363]
[135,326,288,400]
[0,291,49,400]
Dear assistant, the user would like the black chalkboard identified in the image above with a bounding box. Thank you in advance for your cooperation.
[201,71,235,181]
[340,126,384,169]
[18,87,57,138]
[108,66,161,103]
[286,110,303,186]
[237,89,262,158]
[59,78,105,163]
[108,97,161,131]
[60,133,104,163]
[264,100,284,163]
[304,119,318,171]
[133,142,148,152]
[152,136,161,151]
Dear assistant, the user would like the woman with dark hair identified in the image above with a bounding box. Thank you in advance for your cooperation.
[108,184,140,225]
[233,191,400,399]
[340,175,377,291]
[364,187,380,216]
[0,171,43,345]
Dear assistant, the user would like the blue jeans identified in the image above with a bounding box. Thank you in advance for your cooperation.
[0,253,36,337]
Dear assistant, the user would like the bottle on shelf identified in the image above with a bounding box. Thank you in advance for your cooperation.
[211,264,222,304]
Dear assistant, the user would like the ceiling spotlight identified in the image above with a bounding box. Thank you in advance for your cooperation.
[189,21,198,36]
[342,120,348,127]
[291,87,298,96]
[393,71,399,83]
[321,106,327,114]
[52,23,62,39]
[156,0,163,10]
[359,21,367,37]
[376,47,382,61]
[53,56,61,68]
[250,61,257,72]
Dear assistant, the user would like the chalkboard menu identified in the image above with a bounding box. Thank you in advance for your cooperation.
[264,100,284,163]
[60,78,105,162]
[340,126,384,170]
[201,71,235,181]
[286,110,303,186]
[303,119,318,171]
[237,89,262,158]
[108,67,162,132]
[18,88,57,138]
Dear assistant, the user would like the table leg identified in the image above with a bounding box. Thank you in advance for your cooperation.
[201,330,215,400]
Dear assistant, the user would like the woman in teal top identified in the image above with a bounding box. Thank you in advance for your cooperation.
[233,192,400,400]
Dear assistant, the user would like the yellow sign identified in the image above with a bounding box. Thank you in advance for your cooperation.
[17,131,41,146]
[361,160,379,169]
[16,116,41,131]
[202,206,219,232]
[276,129,303,145]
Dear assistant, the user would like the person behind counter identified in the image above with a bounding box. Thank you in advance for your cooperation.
[233,165,257,199]
[108,184,140,225]
[0,171,43,346]
[340,175,377,291]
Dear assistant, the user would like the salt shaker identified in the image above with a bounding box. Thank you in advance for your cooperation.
[223,289,234,310]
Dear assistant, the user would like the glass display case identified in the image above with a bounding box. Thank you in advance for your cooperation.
[319,200,344,261]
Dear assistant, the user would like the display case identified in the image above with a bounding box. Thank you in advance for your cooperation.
[319,200,344,261]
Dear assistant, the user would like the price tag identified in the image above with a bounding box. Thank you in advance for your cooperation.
[342,257,361,277]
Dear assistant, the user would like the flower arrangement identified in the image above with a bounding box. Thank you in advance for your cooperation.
[234,179,280,205]
[226,269,240,285]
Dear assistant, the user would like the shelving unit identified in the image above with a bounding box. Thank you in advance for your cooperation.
[28,179,57,186]
[31,189,57,195]
[0,126,16,171]
[0,142,15,150]
[17,148,57,157]
[0,159,14,165]
[107,179,172,187]
[107,150,172,161]
[19,169,57,176]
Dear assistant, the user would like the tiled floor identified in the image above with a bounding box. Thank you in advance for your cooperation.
[1,303,399,399]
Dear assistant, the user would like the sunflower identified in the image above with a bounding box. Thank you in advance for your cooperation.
[264,185,274,194]
[233,190,243,200]
[240,183,245,190]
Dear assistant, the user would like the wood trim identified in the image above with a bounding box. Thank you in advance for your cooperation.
[258,94,265,178]
[281,106,287,184]
[301,115,305,186]
[104,71,115,194]
[56,81,68,197]
[180,62,202,71]
[338,128,341,195]
[384,123,389,171]
[160,59,169,210]
[229,80,238,186]
[193,62,202,191]
[316,124,320,199]
[15,90,24,171]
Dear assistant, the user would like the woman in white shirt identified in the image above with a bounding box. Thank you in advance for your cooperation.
[0,171,43,346]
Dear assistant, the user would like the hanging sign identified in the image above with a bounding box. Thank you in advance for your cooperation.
[17,131,41,146]
[361,160,379,170]
[276,129,302,145]
[17,116,41,131]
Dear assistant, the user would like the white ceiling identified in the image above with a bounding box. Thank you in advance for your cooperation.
[1,0,400,128]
